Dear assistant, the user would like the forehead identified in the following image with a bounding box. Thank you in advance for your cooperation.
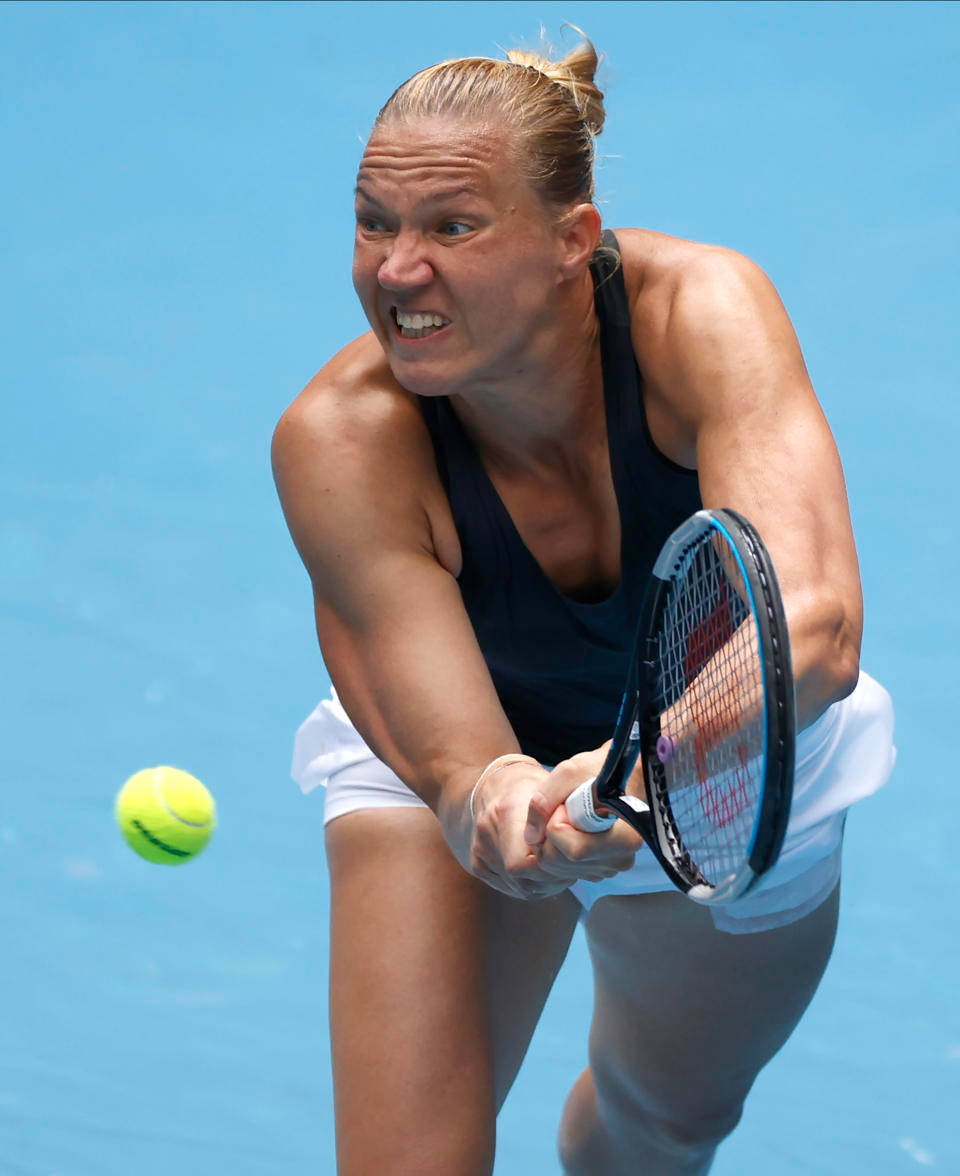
[356,117,519,202]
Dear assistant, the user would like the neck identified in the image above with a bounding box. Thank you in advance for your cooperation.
[449,268,603,471]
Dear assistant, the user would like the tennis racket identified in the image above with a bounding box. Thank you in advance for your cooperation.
[565,508,795,905]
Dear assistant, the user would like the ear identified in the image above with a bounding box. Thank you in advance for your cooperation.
[556,203,603,279]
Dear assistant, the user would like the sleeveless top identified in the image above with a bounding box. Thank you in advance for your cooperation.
[417,230,702,764]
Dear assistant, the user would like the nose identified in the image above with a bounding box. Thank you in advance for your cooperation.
[377,230,434,292]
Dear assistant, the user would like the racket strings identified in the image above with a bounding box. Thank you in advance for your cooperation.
[654,535,766,886]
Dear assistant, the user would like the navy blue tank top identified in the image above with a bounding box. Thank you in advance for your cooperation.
[418,231,702,763]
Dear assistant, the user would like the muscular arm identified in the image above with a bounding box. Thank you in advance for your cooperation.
[274,339,642,893]
[631,240,862,727]
[272,338,520,836]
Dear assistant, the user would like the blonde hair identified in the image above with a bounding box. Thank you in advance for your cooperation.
[373,29,605,214]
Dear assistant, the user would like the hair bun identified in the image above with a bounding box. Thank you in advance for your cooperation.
[506,30,605,136]
[375,28,605,211]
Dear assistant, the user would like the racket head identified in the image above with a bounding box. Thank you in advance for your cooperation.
[596,509,795,905]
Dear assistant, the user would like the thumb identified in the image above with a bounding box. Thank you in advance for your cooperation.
[523,789,556,846]
[524,767,594,846]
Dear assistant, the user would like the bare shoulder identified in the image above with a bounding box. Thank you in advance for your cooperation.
[617,228,803,398]
[612,227,779,342]
[271,332,460,580]
[273,332,432,482]
[606,229,813,466]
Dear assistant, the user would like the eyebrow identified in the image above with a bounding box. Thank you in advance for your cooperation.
[354,183,484,205]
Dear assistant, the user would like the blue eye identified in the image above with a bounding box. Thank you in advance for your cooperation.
[440,222,471,237]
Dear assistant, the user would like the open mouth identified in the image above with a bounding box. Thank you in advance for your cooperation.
[391,308,451,340]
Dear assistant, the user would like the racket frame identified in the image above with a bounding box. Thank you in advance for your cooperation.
[589,509,795,906]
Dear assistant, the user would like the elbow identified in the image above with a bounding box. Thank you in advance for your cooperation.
[826,591,862,704]
[792,590,862,725]
[824,641,860,706]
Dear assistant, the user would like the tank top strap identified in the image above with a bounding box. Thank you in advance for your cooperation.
[593,230,642,523]
[593,231,700,513]
[417,394,511,603]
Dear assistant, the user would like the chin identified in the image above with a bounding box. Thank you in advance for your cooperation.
[387,356,464,399]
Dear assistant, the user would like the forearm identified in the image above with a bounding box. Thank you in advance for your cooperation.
[314,593,524,836]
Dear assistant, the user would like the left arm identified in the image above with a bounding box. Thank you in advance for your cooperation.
[638,247,862,728]
[529,241,861,855]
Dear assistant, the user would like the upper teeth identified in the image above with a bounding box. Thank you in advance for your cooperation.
[396,312,447,329]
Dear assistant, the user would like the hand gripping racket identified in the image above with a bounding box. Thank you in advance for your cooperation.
[565,509,795,905]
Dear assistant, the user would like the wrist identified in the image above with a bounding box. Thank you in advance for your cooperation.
[469,753,541,819]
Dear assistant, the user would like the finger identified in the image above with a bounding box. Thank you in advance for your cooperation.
[525,824,638,882]
[552,797,645,841]
[474,860,568,901]
[516,876,570,900]
[472,859,529,900]
[545,814,644,864]
[536,835,638,879]
[524,749,614,845]
[535,855,628,882]
[473,840,556,899]
[523,790,555,847]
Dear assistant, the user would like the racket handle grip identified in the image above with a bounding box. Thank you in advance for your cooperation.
[566,779,618,832]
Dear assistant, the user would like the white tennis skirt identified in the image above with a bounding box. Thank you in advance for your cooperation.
[290,672,895,934]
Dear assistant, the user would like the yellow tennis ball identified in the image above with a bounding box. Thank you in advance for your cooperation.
[115,766,216,865]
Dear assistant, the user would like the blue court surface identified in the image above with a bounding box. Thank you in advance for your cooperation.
[2,2,957,1172]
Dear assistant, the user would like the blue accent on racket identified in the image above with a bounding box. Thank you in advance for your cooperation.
[565,509,795,906]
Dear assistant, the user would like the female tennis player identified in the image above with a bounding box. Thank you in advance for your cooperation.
[273,32,895,1175]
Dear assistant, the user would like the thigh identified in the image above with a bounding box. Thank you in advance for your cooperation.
[584,884,840,1148]
[326,806,580,1176]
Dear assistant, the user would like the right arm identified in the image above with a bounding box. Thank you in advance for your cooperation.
[272,337,639,894]
[272,339,517,845]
